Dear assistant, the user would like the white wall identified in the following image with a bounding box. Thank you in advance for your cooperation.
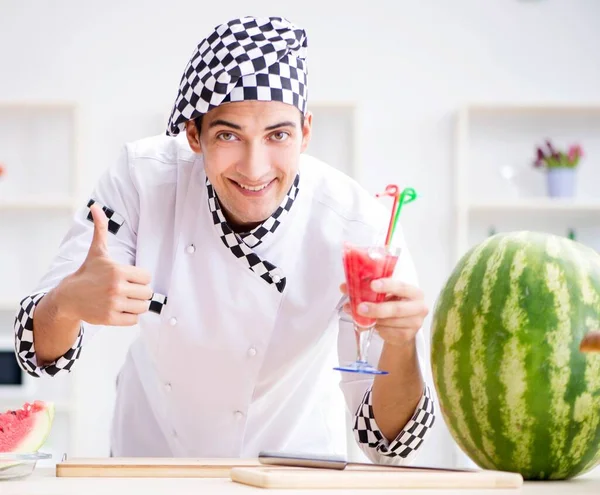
[2,0,600,467]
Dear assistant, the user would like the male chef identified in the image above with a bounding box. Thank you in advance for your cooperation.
[13,15,435,463]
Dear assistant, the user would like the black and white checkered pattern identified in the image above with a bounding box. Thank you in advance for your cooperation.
[86,199,125,235]
[13,290,166,378]
[206,174,300,293]
[149,292,168,315]
[13,292,84,378]
[353,385,435,458]
[166,16,308,136]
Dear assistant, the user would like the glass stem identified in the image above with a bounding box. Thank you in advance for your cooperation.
[355,325,375,363]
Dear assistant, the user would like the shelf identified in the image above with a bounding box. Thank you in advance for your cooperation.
[464,103,600,115]
[466,198,600,212]
[0,197,76,210]
[0,299,19,311]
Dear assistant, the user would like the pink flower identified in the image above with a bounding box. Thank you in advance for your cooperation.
[568,144,583,162]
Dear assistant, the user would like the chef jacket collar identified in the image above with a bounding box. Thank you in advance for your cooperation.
[205,173,300,292]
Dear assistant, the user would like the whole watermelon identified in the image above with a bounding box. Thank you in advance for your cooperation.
[431,231,600,480]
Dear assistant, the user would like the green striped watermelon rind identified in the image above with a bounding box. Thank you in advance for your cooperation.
[431,231,600,480]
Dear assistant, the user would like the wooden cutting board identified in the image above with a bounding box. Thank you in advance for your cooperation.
[229,465,524,489]
[55,457,260,478]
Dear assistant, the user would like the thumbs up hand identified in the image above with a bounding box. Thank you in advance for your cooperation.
[61,204,153,326]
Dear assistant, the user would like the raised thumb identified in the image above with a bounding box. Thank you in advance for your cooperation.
[88,203,110,257]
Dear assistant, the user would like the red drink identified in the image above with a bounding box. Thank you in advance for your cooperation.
[343,243,400,328]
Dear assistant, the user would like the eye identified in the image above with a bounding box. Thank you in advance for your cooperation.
[217,132,238,142]
[270,131,290,142]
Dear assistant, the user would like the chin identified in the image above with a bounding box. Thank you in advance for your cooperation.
[243,209,275,225]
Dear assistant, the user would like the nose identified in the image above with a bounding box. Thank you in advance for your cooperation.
[236,142,271,182]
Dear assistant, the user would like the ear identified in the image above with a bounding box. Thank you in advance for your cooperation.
[300,111,312,153]
[185,120,203,154]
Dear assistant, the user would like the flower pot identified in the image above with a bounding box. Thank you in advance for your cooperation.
[547,168,576,198]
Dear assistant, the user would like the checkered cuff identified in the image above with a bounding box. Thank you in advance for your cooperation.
[353,384,435,458]
[14,292,84,378]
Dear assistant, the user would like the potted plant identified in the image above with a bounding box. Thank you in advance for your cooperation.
[533,140,583,198]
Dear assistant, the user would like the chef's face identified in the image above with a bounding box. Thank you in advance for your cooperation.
[185,100,312,232]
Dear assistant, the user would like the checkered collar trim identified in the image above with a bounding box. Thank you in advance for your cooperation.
[206,174,300,292]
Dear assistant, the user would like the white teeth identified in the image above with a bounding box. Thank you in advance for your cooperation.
[237,182,269,192]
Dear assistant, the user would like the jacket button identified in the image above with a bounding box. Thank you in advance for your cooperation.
[169,317,177,326]
[247,347,257,357]
[234,410,244,420]
[165,382,172,392]
[186,244,196,254]
[271,275,281,284]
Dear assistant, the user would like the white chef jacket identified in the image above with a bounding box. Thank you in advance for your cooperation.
[13,133,435,464]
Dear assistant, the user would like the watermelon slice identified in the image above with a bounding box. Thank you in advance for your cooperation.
[0,401,54,453]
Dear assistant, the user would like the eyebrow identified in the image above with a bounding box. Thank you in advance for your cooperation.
[208,119,297,131]
[264,121,297,131]
[208,119,242,130]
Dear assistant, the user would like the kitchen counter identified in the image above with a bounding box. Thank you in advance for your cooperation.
[1,467,599,494]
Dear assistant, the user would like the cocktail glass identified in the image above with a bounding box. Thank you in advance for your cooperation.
[334,242,400,375]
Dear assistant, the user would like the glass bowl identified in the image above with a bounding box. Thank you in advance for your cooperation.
[0,452,52,480]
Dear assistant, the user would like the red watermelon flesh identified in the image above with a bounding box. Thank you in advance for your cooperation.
[0,401,54,453]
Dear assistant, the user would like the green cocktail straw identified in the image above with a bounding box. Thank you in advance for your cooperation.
[376,185,417,246]
[390,187,417,244]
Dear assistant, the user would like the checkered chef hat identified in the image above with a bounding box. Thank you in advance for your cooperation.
[166,16,308,136]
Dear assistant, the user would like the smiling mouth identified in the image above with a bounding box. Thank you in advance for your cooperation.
[230,178,276,194]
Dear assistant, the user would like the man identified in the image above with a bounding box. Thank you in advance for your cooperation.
[13,15,434,463]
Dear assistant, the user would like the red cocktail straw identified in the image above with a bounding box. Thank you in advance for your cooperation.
[376,185,400,246]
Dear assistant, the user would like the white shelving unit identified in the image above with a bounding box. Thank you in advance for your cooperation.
[0,100,81,465]
[454,103,600,262]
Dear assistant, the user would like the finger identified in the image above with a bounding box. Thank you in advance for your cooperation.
[376,315,425,331]
[358,299,428,320]
[109,312,140,326]
[117,297,151,315]
[120,265,152,285]
[88,204,109,257]
[121,282,154,301]
[377,326,419,345]
[370,278,424,300]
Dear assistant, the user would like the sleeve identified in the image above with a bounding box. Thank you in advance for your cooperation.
[352,383,436,464]
[13,145,141,378]
[336,224,436,465]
